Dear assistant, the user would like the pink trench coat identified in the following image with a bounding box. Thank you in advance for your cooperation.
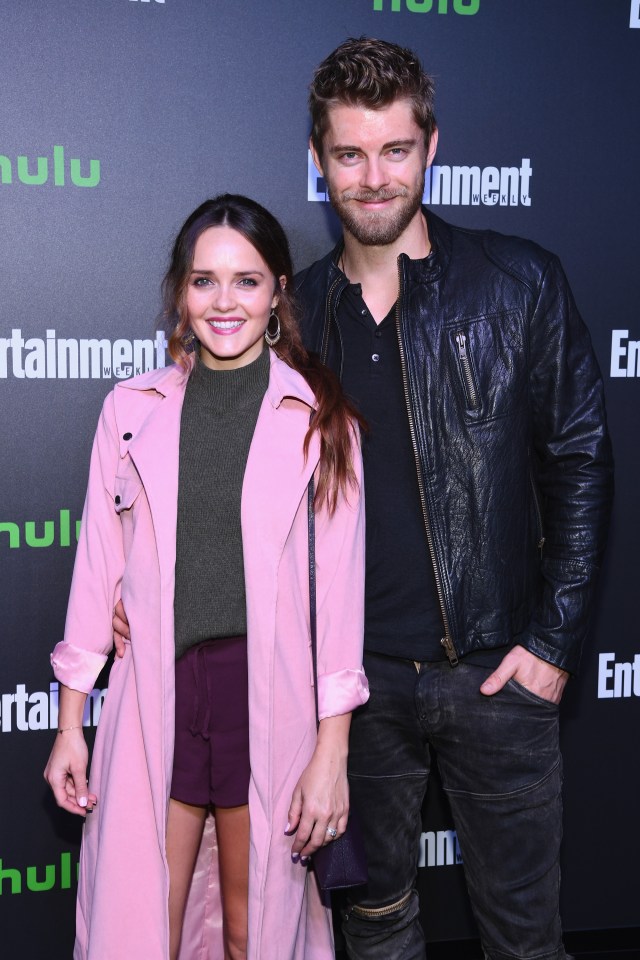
[51,350,369,960]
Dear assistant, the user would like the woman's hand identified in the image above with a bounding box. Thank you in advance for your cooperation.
[43,684,97,816]
[44,729,97,816]
[286,714,351,860]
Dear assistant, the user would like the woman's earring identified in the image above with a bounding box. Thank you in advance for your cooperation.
[182,329,196,347]
[264,309,281,347]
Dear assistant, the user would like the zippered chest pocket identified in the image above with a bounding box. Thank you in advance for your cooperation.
[448,313,525,423]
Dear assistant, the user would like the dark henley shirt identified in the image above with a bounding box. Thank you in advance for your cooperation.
[337,282,446,661]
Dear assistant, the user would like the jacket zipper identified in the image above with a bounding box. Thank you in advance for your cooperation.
[396,261,458,666]
[529,469,546,553]
[454,331,480,410]
[321,276,343,367]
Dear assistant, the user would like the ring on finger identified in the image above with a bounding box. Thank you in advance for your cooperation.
[326,826,337,839]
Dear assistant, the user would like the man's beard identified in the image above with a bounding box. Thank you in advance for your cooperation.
[327,171,426,246]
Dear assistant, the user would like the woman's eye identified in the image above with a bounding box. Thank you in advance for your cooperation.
[238,278,258,287]
[192,276,212,287]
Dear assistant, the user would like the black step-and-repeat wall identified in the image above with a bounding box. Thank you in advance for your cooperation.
[1,1,638,953]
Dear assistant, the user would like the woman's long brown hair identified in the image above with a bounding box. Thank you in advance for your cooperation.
[162,194,365,514]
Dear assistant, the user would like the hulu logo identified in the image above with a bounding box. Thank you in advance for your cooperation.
[0,509,81,549]
[373,0,480,12]
[0,852,78,895]
[0,145,100,188]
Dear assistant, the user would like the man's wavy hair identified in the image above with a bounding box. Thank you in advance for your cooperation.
[309,37,436,161]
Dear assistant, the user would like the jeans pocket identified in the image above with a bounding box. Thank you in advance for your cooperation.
[506,677,559,710]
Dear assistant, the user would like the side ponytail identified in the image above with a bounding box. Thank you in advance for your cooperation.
[293,350,366,516]
[269,288,366,514]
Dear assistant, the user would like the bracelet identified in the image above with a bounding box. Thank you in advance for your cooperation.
[58,725,82,734]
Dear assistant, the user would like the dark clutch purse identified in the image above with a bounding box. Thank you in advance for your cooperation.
[310,806,368,892]
[306,479,368,893]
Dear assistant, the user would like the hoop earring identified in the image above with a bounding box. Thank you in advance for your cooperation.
[264,309,281,347]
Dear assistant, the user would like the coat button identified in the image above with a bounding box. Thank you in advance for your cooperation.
[115,495,121,505]
[122,432,132,441]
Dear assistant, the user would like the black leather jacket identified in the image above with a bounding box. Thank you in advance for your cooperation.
[295,210,613,674]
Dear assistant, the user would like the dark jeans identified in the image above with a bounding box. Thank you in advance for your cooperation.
[342,653,569,960]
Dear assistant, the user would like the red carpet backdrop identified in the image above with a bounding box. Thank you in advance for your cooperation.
[1,1,638,952]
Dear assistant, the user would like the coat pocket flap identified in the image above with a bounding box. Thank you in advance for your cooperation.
[113,475,143,513]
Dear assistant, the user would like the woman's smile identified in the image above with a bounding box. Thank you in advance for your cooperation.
[206,317,246,335]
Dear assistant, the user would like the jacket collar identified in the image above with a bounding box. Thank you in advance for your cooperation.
[415,208,451,281]
[265,349,316,410]
[115,349,315,409]
[322,206,452,290]
[115,361,187,399]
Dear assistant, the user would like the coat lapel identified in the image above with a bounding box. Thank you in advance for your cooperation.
[242,353,319,565]
[114,366,187,594]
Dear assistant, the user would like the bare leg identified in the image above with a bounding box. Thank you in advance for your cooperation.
[166,797,208,960]
[216,803,250,960]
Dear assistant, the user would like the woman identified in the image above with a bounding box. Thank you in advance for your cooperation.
[44,195,368,960]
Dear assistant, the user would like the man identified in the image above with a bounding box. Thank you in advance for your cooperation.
[115,37,612,960]
[295,37,612,960]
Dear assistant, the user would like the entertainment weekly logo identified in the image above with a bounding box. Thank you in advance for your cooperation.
[0,681,105,733]
[611,330,640,377]
[0,329,167,379]
[597,654,640,699]
[307,152,533,207]
[419,829,463,867]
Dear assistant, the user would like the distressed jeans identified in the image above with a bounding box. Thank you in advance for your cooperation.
[342,653,569,960]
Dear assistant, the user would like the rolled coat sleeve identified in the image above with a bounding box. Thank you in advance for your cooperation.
[51,391,125,693]
[313,427,369,719]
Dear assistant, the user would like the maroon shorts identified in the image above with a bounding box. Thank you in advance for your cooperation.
[171,636,250,808]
